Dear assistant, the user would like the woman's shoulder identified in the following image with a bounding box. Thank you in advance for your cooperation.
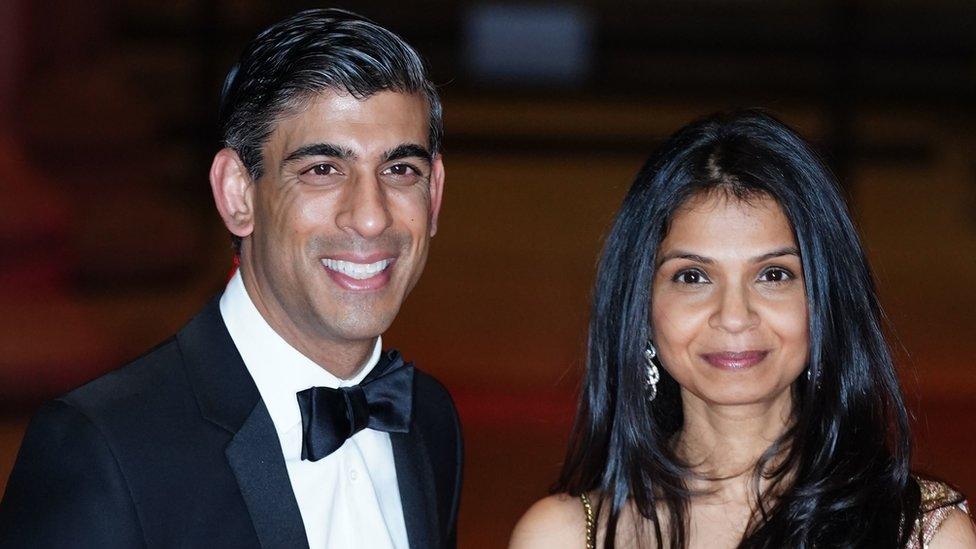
[927,509,976,549]
[912,477,976,549]
[509,493,589,549]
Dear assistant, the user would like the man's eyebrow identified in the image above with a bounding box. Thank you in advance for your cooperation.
[383,143,432,164]
[281,143,356,168]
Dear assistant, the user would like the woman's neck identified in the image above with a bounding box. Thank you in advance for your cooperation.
[674,387,794,502]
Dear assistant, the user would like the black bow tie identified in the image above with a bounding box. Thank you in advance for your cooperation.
[296,349,414,462]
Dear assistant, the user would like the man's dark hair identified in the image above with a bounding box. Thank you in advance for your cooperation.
[217,8,442,253]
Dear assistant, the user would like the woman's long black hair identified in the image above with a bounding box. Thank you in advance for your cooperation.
[554,110,921,548]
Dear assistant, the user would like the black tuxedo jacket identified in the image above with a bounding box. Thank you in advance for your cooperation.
[0,299,463,548]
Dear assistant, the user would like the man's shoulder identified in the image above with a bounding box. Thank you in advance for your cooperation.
[413,368,456,410]
[59,335,189,423]
[15,334,199,494]
[410,367,462,449]
[60,298,226,422]
[412,368,460,427]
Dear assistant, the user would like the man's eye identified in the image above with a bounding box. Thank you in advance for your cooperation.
[674,269,709,284]
[304,164,337,176]
[383,164,421,177]
[758,267,794,283]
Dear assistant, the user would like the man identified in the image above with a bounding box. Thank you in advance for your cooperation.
[0,9,461,548]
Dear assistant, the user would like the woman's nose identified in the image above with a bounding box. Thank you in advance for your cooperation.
[709,284,759,333]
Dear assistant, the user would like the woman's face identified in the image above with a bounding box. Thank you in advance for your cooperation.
[650,191,808,407]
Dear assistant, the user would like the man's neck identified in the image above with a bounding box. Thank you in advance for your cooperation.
[308,340,376,380]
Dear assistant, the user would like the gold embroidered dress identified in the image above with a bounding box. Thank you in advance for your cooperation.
[909,478,969,549]
[579,478,970,548]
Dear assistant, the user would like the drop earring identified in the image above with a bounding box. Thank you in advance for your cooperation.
[806,365,822,389]
[644,340,660,401]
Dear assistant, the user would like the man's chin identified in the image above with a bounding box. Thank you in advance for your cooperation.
[304,285,405,343]
[316,312,397,343]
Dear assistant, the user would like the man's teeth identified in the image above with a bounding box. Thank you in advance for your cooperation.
[322,258,391,280]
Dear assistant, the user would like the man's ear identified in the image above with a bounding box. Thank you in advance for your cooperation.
[428,154,445,237]
[210,148,255,239]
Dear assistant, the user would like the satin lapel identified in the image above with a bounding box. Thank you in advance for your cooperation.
[226,401,309,549]
[391,426,440,549]
[178,298,259,433]
[179,298,308,549]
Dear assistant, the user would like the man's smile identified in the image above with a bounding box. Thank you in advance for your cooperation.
[321,255,398,291]
[321,257,394,280]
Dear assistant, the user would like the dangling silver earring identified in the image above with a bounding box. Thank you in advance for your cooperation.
[644,340,660,401]
[806,365,822,389]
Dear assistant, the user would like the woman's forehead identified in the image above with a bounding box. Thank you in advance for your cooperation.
[661,192,796,255]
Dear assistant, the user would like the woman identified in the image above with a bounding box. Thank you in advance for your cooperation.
[510,110,975,548]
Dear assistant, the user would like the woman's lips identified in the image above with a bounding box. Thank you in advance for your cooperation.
[700,350,769,370]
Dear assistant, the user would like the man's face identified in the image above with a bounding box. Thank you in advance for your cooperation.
[238,89,443,359]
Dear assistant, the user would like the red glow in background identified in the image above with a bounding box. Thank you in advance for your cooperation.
[1,3,974,547]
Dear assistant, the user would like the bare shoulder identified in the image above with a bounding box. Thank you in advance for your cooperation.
[509,493,587,549]
[929,508,976,549]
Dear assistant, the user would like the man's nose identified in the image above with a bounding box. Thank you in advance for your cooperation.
[336,174,393,239]
[709,284,759,333]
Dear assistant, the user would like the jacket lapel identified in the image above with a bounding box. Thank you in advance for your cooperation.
[391,425,440,549]
[179,298,308,549]
[227,402,309,549]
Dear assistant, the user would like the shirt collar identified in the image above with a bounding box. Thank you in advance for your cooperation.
[219,269,382,437]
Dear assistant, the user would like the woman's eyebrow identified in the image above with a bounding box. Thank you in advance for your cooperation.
[657,251,713,266]
[751,247,801,263]
[657,247,800,267]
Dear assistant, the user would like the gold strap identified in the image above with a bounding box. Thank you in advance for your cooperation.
[909,478,970,548]
[580,492,596,549]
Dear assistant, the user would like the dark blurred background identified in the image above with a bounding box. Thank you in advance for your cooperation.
[1,1,974,547]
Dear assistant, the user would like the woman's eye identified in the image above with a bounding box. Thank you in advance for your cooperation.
[758,267,794,283]
[674,269,709,284]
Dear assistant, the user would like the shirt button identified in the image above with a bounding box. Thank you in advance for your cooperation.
[349,469,359,481]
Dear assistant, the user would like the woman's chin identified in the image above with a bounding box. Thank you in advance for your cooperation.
[685,382,795,409]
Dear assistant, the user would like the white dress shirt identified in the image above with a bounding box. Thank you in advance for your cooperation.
[219,270,409,549]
